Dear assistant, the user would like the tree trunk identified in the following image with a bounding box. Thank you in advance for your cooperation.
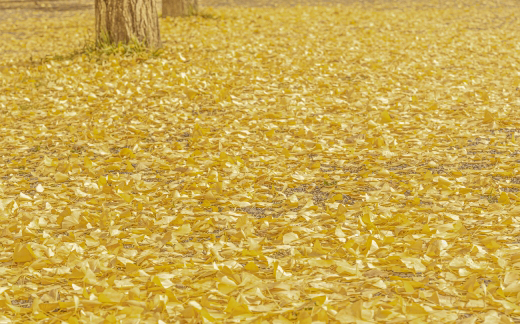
[95,0,161,49]
[163,0,198,17]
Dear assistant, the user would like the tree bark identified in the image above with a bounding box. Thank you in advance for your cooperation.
[163,0,198,17]
[95,0,161,49]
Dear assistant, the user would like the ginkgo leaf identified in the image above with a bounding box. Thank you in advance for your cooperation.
[35,184,44,193]
[84,157,93,169]
[175,224,191,235]
[54,172,68,183]
[483,109,495,123]
[282,232,298,244]
[498,192,511,204]
[19,192,32,200]
[380,110,393,123]
[98,288,124,303]
[244,261,259,272]
[13,244,37,263]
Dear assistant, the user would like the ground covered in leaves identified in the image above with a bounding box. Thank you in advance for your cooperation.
[2,0,520,322]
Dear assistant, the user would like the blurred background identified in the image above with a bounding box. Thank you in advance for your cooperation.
[0,0,374,12]
[1,0,517,63]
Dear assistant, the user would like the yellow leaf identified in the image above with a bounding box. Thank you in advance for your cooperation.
[283,232,299,244]
[459,187,471,194]
[244,261,259,272]
[119,193,134,203]
[212,182,223,194]
[287,194,299,207]
[335,260,358,275]
[403,281,415,293]
[59,301,75,309]
[498,192,511,204]
[224,297,250,315]
[482,238,501,250]
[274,315,294,324]
[274,262,292,279]
[175,224,191,235]
[36,183,44,193]
[335,226,346,238]
[205,191,216,200]
[119,306,144,316]
[98,288,124,303]
[310,161,320,169]
[119,148,135,158]
[54,172,68,183]
[19,192,31,200]
[336,204,347,222]
[438,176,453,187]
[361,212,373,227]
[406,303,428,315]
[236,214,249,229]
[185,88,198,100]
[201,308,216,322]
[380,110,393,123]
[125,161,135,171]
[351,300,363,319]
[218,283,237,294]
[312,240,327,255]
[84,156,93,169]
[186,157,196,165]
[312,295,327,306]
[126,263,139,274]
[98,175,107,187]
[401,257,426,272]
[483,109,495,123]
[367,120,378,128]
[13,244,36,263]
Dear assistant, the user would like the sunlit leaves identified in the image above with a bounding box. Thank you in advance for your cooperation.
[1,0,520,322]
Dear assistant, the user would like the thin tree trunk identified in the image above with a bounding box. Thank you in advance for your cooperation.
[163,0,198,17]
[95,0,161,49]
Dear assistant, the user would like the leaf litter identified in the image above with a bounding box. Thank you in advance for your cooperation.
[1,0,520,322]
